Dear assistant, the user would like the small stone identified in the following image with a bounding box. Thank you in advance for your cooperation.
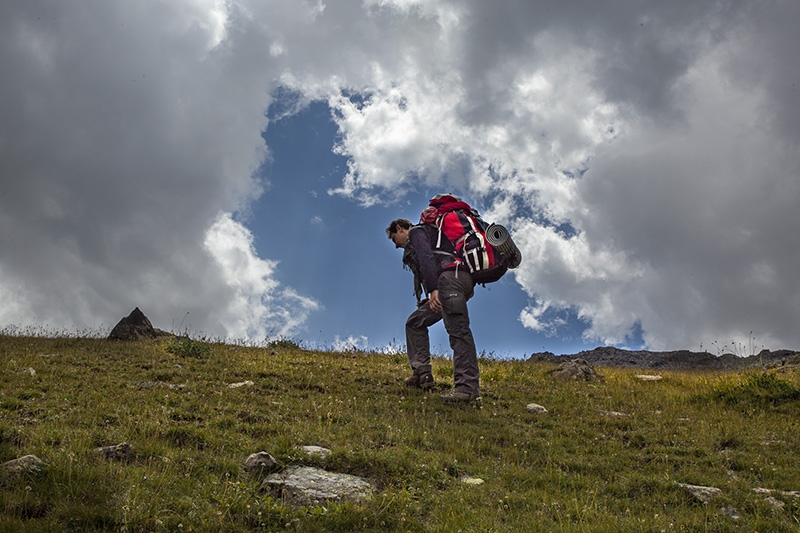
[300,445,331,459]
[720,505,741,519]
[244,452,278,474]
[95,443,132,460]
[677,482,722,503]
[136,381,185,390]
[636,374,662,381]
[18,368,36,376]
[228,380,254,389]
[526,403,548,414]
[1,455,45,475]
[551,359,604,382]
[598,410,630,418]
[754,487,800,499]
[764,496,785,510]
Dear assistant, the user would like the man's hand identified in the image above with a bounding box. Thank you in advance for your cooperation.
[429,290,442,313]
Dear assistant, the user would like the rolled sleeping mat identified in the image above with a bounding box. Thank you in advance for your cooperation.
[486,224,522,269]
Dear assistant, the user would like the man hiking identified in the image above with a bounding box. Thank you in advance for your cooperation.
[386,211,481,404]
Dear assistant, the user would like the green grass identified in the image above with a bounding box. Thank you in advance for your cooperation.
[1,334,799,531]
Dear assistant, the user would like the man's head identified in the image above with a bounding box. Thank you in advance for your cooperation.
[386,218,413,248]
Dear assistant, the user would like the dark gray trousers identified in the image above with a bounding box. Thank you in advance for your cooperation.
[405,270,479,393]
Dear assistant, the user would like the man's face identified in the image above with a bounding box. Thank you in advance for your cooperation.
[389,227,409,249]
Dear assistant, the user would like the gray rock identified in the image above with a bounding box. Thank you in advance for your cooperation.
[262,466,374,507]
[598,410,631,418]
[95,442,132,460]
[550,359,604,382]
[109,307,159,341]
[676,482,722,503]
[135,381,185,390]
[764,496,785,510]
[526,403,548,414]
[1,455,45,475]
[300,445,331,459]
[228,380,254,389]
[754,487,800,498]
[244,452,278,474]
[720,505,741,520]
[635,374,662,381]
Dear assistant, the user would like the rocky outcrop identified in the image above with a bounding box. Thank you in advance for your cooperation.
[108,307,169,341]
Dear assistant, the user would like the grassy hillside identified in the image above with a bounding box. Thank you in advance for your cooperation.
[1,334,799,531]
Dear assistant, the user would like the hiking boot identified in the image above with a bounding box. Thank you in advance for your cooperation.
[404,373,435,390]
[441,388,481,404]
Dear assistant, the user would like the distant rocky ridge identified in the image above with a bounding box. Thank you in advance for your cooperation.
[528,346,800,370]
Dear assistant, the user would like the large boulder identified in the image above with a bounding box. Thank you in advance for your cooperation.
[261,466,374,507]
[108,307,162,341]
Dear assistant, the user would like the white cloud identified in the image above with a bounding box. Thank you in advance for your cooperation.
[0,1,311,338]
[331,334,370,352]
[279,0,800,350]
[3,0,800,351]
[564,40,800,350]
[205,213,319,339]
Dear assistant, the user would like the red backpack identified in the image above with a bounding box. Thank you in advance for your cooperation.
[420,194,522,285]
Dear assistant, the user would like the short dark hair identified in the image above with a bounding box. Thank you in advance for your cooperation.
[386,218,413,237]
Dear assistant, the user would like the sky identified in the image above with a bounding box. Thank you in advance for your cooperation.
[2,1,799,358]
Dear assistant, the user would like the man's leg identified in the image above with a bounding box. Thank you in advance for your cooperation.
[405,301,442,380]
[438,270,479,396]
